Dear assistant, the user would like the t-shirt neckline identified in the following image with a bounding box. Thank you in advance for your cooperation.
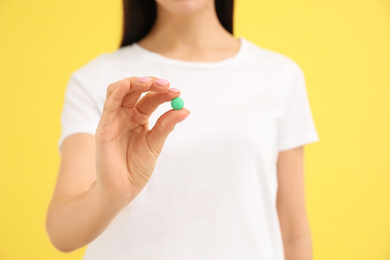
[133,37,246,68]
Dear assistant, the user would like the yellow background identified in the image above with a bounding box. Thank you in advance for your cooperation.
[0,0,389,259]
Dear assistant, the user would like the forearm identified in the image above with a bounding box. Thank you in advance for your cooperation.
[283,234,313,260]
[46,181,130,252]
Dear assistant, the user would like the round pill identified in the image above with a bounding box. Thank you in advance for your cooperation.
[171,97,184,110]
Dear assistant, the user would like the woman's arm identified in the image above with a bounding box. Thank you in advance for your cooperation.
[46,134,130,252]
[46,77,190,252]
[276,146,313,260]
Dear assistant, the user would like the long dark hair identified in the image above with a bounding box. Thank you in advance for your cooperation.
[120,0,234,48]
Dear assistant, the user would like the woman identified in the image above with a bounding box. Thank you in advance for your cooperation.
[46,0,319,259]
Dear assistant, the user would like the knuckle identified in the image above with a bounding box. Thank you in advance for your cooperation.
[103,101,114,113]
[159,120,174,134]
[152,124,165,139]
[106,83,116,96]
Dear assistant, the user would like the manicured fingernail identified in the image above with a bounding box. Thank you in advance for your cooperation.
[179,113,190,122]
[168,88,180,93]
[155,78,170,86]
[137,77,151,83]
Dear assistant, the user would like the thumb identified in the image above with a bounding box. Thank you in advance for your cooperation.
[146,108,190,153]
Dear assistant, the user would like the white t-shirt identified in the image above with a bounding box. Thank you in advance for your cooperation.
[59,37,319,260]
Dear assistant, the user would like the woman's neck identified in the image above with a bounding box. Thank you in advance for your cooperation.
[137,3,240,62]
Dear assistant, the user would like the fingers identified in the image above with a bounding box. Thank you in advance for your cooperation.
[99,76,170,124]
[146,108,190,154]
[121,77,170,109]
[99,77,131,125]
[134,88,181,125]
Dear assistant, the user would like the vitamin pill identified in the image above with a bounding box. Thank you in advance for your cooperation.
[171,97,184,110]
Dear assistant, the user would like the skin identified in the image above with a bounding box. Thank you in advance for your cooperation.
[46,0,313,258]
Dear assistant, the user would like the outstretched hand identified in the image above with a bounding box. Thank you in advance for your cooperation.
[94,77,190,204]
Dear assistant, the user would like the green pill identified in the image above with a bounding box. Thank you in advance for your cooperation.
[171,97,184,110]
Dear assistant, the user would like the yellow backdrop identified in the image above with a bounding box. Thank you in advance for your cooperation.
[0,0,389,259]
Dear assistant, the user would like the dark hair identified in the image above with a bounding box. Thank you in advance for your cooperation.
[120,0,234,48]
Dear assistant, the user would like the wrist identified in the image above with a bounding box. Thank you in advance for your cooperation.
[88,180,132,211]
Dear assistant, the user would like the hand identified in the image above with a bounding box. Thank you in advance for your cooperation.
[94,77,190,205]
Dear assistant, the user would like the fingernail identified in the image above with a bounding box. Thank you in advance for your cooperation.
[119,78,126,85]
[179,113,190,123]
[155,78,170,86]
[168,88,180,93]
[137,77,152,83]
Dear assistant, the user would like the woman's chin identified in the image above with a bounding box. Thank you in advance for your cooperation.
[156,0,212,16]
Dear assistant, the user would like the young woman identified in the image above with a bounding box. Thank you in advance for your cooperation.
[46,0,319,259]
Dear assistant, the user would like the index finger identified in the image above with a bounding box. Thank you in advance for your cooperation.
[121,77,171,109]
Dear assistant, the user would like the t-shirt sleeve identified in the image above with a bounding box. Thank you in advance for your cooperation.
[58,57,103,152]
[277,61,320,151]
